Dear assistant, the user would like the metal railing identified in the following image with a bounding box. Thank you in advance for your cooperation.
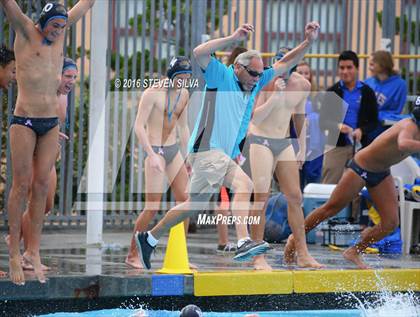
[1,0,419,230]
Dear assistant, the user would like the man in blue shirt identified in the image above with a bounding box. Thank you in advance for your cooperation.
[135,22,321,270]
[321,51,378,184]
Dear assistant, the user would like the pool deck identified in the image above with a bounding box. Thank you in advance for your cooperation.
[0,228,419,315]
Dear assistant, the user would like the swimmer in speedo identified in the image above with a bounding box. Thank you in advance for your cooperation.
[126,57,193,269]
[1,0,95,285]
[285,102,420,269]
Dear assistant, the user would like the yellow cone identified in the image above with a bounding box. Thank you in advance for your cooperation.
[157,222,193,274]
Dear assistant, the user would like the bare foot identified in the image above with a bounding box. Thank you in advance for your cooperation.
[297,254,324,269]
[41,263,50,271]
[283,235,297,265]
[22,254,50,271]
[9,257,25,285]
[21,259,34,271]
[23,253,47,283]
[125,254,143,269]
[253,255,272,271]
[125,254,198,270]
[343,247,370,269]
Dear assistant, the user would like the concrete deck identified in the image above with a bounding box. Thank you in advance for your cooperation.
[0,228,419,316]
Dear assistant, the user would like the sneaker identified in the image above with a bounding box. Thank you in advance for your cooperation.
[233,239,270,262]
[135,231,155,270]
[216,242,237,254]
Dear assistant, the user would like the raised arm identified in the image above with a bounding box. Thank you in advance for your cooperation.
[193,24,254,69]
[67,0,95,27]
[272,21,320,77]
[0,0,33,37]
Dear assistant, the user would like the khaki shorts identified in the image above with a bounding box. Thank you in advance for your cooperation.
[187,149,242,203]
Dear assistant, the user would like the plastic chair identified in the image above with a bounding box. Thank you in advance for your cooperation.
[391,157,420,255]
[403,201,420,254]
[391,156,420,184]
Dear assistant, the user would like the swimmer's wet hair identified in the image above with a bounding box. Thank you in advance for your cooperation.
[0,44,15,67]
[234,50,262,66]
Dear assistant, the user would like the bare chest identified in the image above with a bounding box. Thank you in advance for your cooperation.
[153,91,185,121]
[15,35,63,86]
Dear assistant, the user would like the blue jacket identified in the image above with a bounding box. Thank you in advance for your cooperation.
[364,75,407,120]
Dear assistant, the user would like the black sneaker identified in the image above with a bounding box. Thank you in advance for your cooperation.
[135,231,155,270]
[233,239,270,262]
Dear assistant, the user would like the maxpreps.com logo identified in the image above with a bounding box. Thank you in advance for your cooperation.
[197,213,260,225]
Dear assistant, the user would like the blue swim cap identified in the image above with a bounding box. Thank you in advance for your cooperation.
[167,56,192,79]
[62,57,77,73]
[38,2,68,30]
[274,47,297,75]
[179,304,202,317]
[274,47,292,61]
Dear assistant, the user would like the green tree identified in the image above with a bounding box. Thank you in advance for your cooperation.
[377,11,420,46]
[377,11,420,95]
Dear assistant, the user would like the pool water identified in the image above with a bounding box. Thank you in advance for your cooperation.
[37,290,420,317]
[38,309,362,317]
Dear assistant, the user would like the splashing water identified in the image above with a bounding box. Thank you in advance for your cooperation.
[357,291,420,317]
[341,270,420,317]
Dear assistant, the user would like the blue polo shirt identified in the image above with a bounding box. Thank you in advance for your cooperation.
[188,57,275,158]
[341,80,363,129]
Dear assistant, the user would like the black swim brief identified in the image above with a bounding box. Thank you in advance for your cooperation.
[247,134,292,157]
[346,159,390,187]
[10,115,59,137]
[145,143,180,165]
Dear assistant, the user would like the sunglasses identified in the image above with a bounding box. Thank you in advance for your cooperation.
[240,64,263,78]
